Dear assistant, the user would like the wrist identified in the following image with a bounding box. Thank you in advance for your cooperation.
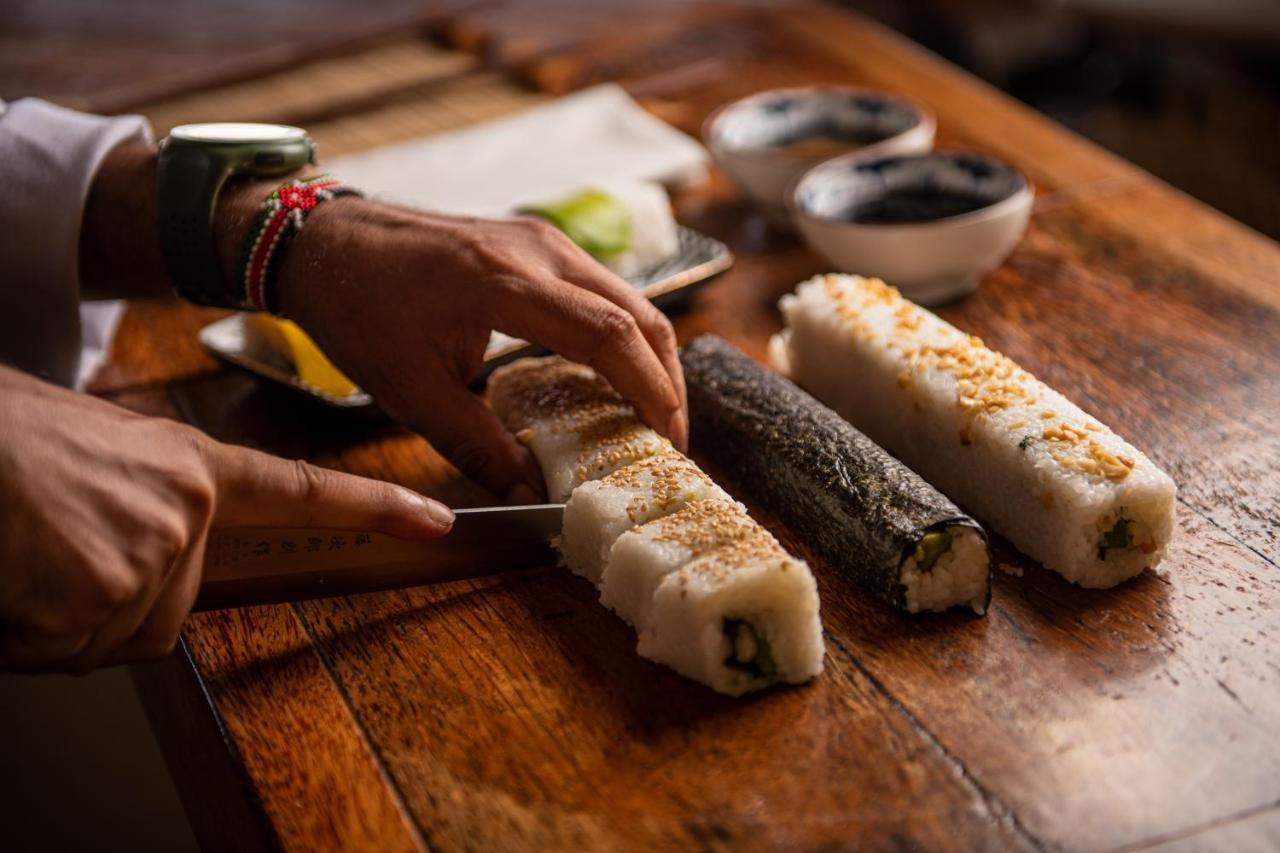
[157,123,318,309]
[211,169,317,308]
[272,194,403,324]
[79,142,169,300]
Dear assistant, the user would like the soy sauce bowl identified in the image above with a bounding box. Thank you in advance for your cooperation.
[790,150,1033,305]
[704,86,935,227]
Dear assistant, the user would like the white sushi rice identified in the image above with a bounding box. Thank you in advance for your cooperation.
[559,451,732,583]
[491,355,825,696]
[899,527,989,613]
[595,180,680,279]
[599,499,755,627]
[774,274,1177,588]
[522,413,669,504]
[638,535,825,697]
[487,358,670,502]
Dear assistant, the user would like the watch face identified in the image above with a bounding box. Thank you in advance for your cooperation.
[169,122,308,144]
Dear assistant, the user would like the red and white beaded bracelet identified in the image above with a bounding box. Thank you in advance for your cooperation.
[238,173,362,312]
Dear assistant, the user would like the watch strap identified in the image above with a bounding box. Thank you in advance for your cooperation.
[156,128,316,309]
[157,146,237,308]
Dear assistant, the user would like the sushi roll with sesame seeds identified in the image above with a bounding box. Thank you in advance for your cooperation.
[523,412,669,504]
[682,335,991,614]
[637,532,824,697]
[773,273,1177,588]
[600,499,757,627]
[489,354,825,696]
[558,451,733,583]
[487,357,616,434]
[487,357,669,502]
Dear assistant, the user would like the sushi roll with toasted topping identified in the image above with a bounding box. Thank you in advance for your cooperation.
[682,334,991,614]
[600,499,757,627]
[638,532,824,697]
[487,357,669,502]
[559,451,732,583]
[774,274,1177,588]
[490,354,824,696]
[487,357,617,434]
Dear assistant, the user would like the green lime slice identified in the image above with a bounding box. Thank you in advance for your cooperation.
[519,188,633,260]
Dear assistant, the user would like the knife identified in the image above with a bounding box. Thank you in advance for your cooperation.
[194,504,564,611]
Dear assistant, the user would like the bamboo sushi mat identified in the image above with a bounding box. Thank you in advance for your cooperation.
[140,39,549,158]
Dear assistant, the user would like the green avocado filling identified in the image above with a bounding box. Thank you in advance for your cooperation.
[912,529,954,572]
[723,619,777,680]
[518,188,633,260]
[1098,517,1133,560]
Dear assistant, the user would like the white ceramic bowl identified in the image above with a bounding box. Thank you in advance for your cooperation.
[704,86,935,227]
[790,150,1034,305]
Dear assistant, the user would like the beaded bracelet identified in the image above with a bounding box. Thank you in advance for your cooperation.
[238,173,362,313]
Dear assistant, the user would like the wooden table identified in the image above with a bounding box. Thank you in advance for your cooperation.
[102,2,1280,850]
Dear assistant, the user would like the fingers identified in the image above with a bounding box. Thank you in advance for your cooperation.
[0,622,92,673]
[210,444,454,540]
[2,545,179,673]
[491,278,685,449]
[62,531,204,671]
[67,573,170,672]
[403,381,545,504]
[555,261,688,450]
[101,537,206,667]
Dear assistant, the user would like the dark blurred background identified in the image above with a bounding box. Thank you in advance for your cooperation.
[1,0,1277,237]
[851,0,1280,238]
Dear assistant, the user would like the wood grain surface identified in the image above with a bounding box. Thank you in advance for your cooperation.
[96,2,1280,850]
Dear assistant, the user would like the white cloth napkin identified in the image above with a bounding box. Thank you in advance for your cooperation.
[327,83,708,215]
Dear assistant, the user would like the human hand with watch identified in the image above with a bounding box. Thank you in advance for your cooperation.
[1,122,686,672]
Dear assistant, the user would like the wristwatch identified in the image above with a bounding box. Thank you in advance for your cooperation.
[157,122,316,308]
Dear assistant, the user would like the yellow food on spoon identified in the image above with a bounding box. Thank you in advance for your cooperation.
[250,315,358,397]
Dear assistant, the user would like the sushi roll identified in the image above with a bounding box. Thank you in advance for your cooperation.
[600,499,757,627]
[490,354,825,696]
[637,533,825,697]
[487,357,670,502]
[774,274,1177,588]
[486,357,616,434]
[527,412,669,504]
[682,335,991,614]
[558,451,732,583]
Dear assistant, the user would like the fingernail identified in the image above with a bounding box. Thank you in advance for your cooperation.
[505,483,542,506]
[423,498,455,527]
[669,409,689,452]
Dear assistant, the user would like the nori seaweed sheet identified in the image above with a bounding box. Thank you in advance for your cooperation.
[681,334,989,612]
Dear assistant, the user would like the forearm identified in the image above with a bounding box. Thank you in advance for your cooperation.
[77,142,167,300]
[79,140,295,302]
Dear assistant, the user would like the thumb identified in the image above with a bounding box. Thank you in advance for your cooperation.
[208,443,453,540]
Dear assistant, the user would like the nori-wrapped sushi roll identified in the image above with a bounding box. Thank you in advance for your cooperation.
[681,334,991,614]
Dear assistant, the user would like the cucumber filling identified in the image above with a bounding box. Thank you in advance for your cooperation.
[912,529,954,572]
[1098,517,1133,560]
[723,618,777,679]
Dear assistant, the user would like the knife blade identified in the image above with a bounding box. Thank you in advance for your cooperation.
[194,503,564,611]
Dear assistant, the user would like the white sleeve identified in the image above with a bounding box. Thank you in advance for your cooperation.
[0,99,152,387]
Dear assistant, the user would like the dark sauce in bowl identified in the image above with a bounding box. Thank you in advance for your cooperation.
[771,129,886,159]
[842,189,995,224]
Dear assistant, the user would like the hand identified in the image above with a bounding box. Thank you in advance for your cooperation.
[269,201,688,503]
[78,142,686,503]
[0,365,453,673]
